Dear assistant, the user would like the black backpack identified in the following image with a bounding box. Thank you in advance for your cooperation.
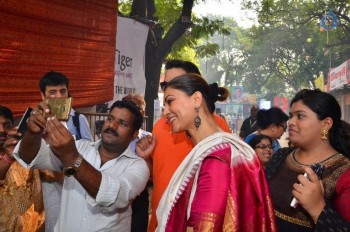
[72,111,82,140]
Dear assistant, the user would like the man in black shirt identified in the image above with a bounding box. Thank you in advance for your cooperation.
[239,105,259,139]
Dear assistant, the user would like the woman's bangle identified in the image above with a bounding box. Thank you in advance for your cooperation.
[1,154,15,164]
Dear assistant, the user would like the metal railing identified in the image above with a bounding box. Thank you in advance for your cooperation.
[82,112,148,141]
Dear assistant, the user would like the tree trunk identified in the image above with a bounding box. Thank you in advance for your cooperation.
[130,0,194,131]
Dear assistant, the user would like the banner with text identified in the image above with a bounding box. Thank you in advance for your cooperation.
[108,16,149,106]
[328,59,350,91]
[230,86,244,103]
[273,97,289,113]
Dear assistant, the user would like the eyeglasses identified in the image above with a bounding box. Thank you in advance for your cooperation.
[160,81,168,91]
[255,145,274,150]
[278,124,287,131]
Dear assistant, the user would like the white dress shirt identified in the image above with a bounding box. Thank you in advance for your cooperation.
[13,139,150,232]
[43,109,92,231]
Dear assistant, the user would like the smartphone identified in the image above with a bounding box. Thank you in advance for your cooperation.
[311,164,325,179]
[290,163,325,208]
[17,107,33,136]
[44,97,72,121]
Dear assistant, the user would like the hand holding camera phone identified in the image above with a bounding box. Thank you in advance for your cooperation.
[290,164,325,208]
[16,107,33,138]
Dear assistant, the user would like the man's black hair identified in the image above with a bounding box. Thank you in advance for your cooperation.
[0,106,14,124]
[39,71,69,93]
[165,59,201,75]
[109,100,143,132]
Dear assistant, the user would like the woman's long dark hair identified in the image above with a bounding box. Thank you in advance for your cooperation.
[291,89,350,158]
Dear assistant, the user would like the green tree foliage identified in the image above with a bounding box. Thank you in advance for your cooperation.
[198,17,246,84]
[197,0,349,104]
[241,0,350,95]
[118,0,350,123]
[202,0,350,102]
[118,0,232,129]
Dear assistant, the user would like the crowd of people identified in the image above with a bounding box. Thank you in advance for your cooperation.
[0,60,349,231]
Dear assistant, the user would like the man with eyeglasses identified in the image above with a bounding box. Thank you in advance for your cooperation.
[137,59,231,232]
[159,60,201,92]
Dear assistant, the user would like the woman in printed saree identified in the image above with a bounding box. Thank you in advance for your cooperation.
[0,106,45,231]
[266,89,350,231]
[154,73,276,231]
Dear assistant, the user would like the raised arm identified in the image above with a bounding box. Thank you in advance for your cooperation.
[293,167,350,230]
[18,103,50,163]
[45,116,102,198]
[135,134,155,176]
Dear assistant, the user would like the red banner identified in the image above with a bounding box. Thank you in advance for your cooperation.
[327,59,350,91]
[0,0,118,116]
[273,97,289,113]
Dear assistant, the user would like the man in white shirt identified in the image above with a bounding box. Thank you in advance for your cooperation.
[38,71,93,231]
[13,100,150,231]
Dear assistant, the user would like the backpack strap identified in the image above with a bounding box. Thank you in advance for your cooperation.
[73,111,81,140]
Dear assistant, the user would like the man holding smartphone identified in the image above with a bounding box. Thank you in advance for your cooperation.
[13,100,149,231]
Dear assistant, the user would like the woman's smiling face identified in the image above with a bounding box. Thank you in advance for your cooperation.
[163,87,197,133]
[254,138,273,167]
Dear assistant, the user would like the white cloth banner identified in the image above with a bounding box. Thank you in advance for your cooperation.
[108,16,149,106]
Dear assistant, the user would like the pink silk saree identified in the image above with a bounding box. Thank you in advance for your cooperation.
[156,132,276,232]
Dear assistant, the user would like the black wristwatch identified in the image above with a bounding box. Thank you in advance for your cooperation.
[63,154,83,177]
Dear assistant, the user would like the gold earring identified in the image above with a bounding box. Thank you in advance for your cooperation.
[194,106,201,130]
[321,129,328,140]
